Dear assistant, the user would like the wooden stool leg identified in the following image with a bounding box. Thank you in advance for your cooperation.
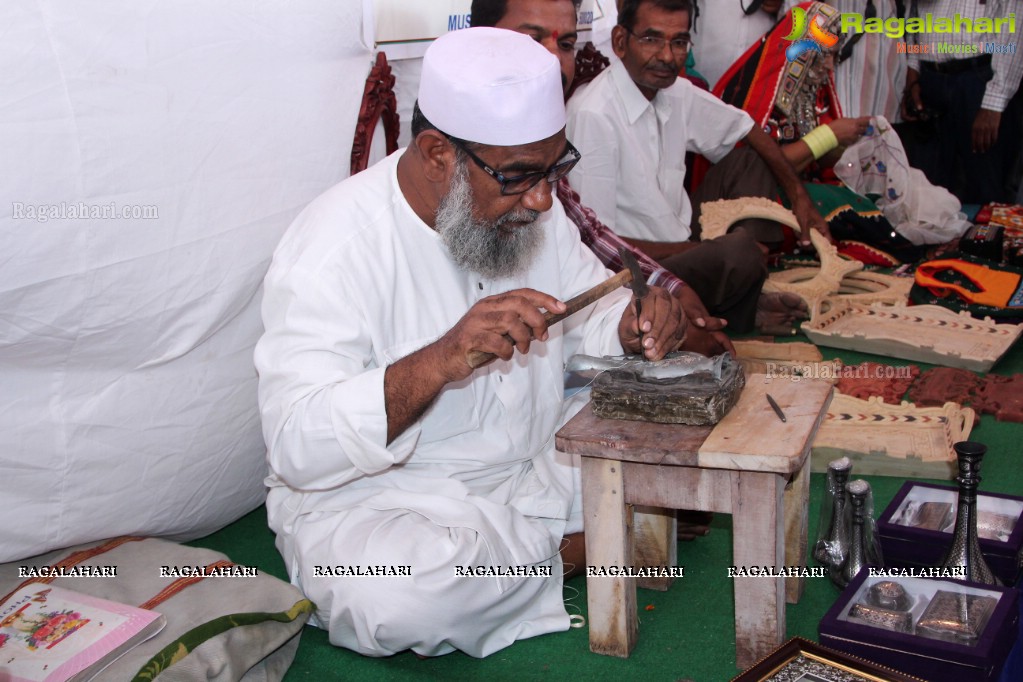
[581,456,636,657]
[633,506,677,591]
[784,452,811,604]
[731,471,786,669]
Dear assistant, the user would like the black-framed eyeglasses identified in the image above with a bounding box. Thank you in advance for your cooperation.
[446,136,581,196]
[626,29,691,54]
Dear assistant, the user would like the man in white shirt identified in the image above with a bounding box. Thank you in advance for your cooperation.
[255,27,686,658]
[567,0,824,332]
[900,0,1023,204]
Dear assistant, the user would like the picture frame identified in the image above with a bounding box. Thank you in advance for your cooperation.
[731,637,925,682]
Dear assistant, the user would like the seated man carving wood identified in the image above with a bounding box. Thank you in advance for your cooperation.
[255,27,687,658]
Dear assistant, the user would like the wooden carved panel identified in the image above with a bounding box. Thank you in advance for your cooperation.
[833,361,920,404]
[699,197,802,242]
[732,339,836,381]
[907,367,982,408]
[973,374,1023,422]
[767,267,913,311]
[566,42,610,100]
[700,199,914,312]
[350,52,400,176]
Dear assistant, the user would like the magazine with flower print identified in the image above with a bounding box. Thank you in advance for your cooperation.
[0,584,165,682]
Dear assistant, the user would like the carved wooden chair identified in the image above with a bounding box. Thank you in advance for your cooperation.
[566,42,610,100]
[350,52,400,176]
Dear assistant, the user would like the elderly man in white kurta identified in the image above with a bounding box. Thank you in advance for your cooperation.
[254,27,687,659]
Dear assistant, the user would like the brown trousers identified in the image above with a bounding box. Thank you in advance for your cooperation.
[659,229,766,334]
[655,146,782,333]
[690,145,784,246]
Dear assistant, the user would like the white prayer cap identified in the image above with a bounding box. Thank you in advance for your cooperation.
[418,27,565,147]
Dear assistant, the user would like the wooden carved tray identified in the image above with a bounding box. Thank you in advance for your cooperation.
[762,230,864,311]
[802,298,1023,372]
[812,394,975,479]
[767,267,913,309]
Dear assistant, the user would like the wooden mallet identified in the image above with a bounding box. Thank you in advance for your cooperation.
[465,257,640,369]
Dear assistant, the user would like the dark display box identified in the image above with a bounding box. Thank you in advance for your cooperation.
[819,570,1019,681]
[877,482,1023,585]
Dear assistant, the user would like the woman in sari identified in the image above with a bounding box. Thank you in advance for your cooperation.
[711,1,927,263]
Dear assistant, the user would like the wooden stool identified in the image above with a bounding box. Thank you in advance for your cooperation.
[555,377,833,669]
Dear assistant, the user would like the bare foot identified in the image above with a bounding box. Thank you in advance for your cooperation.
[755,292,809,336]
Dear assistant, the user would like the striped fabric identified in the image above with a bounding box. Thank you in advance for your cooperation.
[904,0,1023,111]
[0,538,237,612]
[138,560,237,610]
[556,177,688,295]
[0,536,145,606]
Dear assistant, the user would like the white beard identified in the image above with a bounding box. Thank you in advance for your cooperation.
[435,159,545,280]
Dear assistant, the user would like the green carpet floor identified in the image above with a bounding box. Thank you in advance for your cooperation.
[190,338,1023,682]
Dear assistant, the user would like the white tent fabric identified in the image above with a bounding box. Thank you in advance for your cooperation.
[0,0,372,562]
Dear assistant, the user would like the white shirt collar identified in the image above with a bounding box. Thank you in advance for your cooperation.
[609,59,673,126]
[609,60,650,125]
